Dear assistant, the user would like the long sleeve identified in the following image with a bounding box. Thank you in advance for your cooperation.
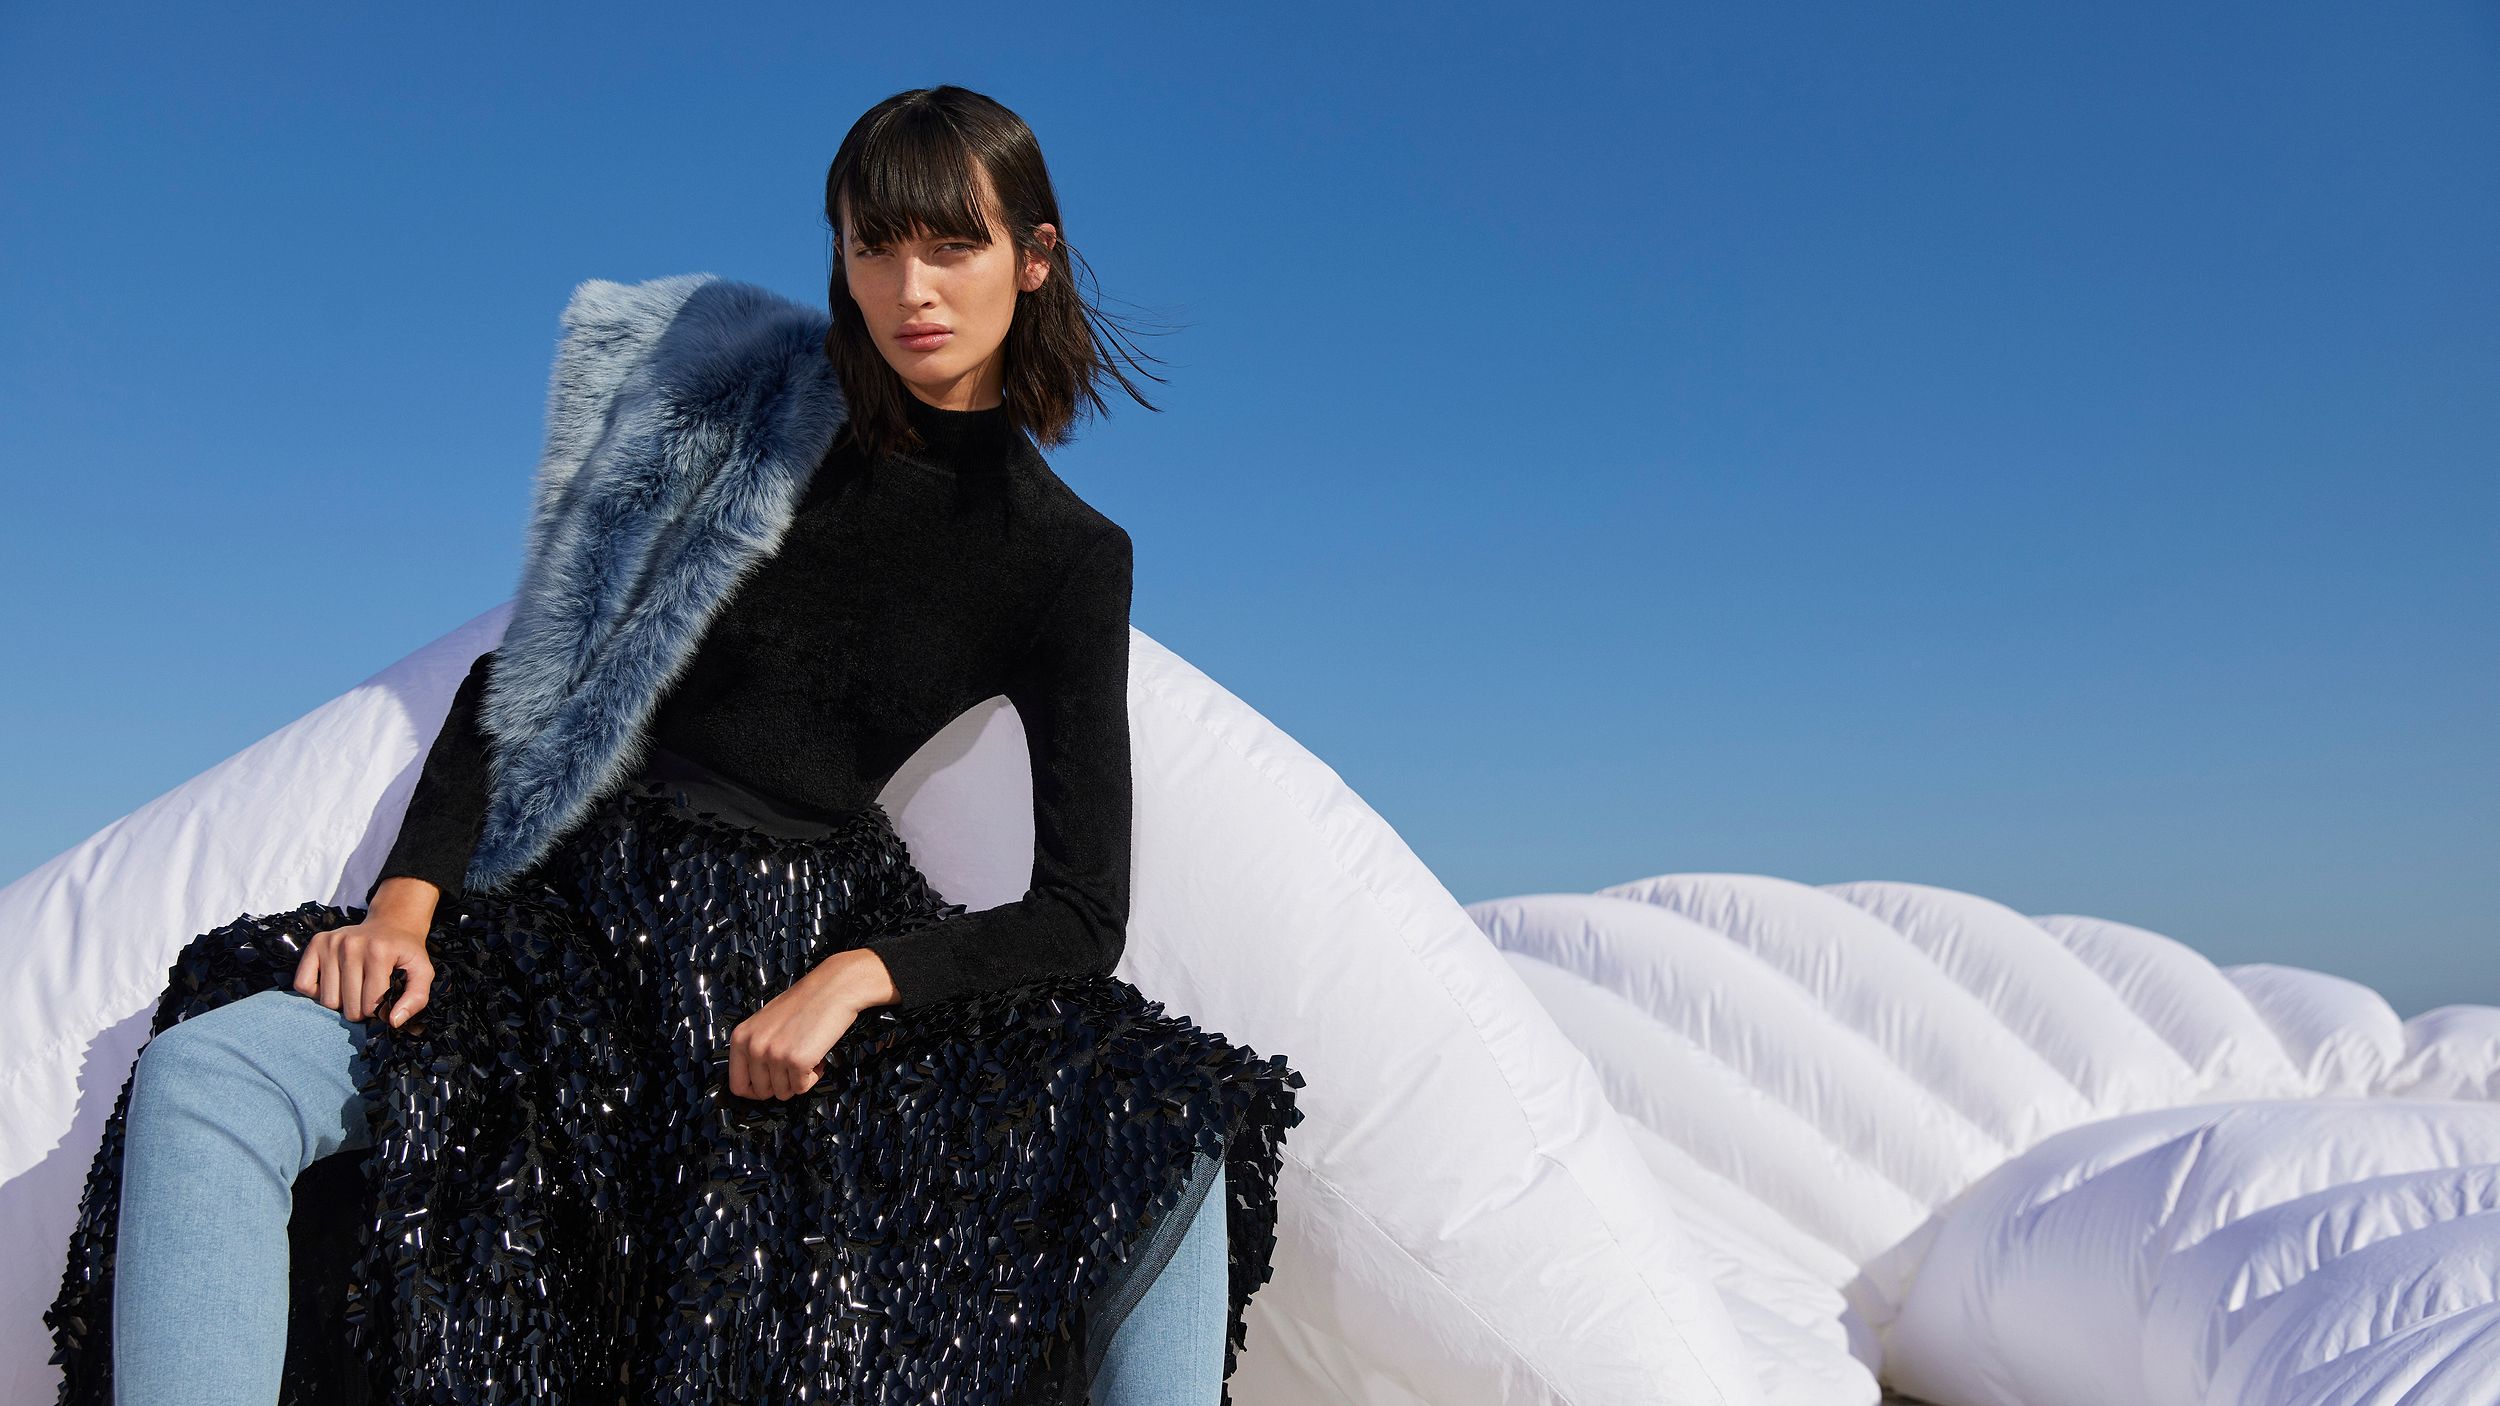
[366,648,499,907]
[865,526,1135,1010]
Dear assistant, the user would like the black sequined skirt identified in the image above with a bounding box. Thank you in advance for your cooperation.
[46,777,1307,1406]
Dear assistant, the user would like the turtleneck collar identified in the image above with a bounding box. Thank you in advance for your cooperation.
[896,391,1022,475]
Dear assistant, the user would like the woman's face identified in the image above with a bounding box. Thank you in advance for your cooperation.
[840,164,1057,412]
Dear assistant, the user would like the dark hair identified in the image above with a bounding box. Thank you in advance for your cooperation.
[823,86,1167,461]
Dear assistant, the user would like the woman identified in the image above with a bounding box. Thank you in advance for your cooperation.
[47,86,1305,1406]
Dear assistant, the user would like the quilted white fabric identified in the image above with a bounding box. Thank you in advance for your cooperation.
[1469,878,2500,1405]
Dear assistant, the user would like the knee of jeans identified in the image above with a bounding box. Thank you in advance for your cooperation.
[131,1009,249,1105]
[130,991,311,1105]
[131,1027,220,1118]
[129,992,371,1168]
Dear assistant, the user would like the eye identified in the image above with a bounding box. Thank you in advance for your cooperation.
[939,241,979,253]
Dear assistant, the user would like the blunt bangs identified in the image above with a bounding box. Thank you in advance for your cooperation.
[836,110,996,249]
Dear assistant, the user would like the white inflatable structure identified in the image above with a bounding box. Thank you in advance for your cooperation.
[1469,881,2500,1405]
[4,607,2492,1405]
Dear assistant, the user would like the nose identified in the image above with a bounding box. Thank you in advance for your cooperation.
[895,254,937,310]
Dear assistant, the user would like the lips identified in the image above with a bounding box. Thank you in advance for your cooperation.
[896,323,951,353]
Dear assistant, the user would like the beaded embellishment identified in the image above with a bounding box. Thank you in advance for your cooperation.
[46,779,1306,1406]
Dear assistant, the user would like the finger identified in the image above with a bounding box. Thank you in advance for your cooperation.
[342,946,368,1022]
[391,958,434,1027]
[296,929,338,998]
[316,945,343,1012]
[372,949,404,1022]
[363,950,397,1021]
[728,1033,749,1100]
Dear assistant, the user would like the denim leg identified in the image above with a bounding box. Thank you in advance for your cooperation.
[113,986,376,1406]
[1091,1161,1229,1406]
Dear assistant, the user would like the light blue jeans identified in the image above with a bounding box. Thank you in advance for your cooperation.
[113,986,1230,1405]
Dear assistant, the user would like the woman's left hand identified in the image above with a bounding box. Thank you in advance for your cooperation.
[728,961,868,1101]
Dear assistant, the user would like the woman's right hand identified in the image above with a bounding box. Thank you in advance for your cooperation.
[295,909,436,1027]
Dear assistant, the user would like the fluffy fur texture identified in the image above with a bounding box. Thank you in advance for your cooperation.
[468,273,853,892]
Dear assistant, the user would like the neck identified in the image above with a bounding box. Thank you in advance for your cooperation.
[896,390,1020,473]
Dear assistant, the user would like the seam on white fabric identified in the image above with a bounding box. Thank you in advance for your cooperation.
[1550,959,1942,1217]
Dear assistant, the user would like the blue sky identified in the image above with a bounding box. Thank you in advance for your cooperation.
[3,3,2491,1015]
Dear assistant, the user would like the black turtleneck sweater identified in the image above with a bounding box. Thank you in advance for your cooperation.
[368,393,1135,1012]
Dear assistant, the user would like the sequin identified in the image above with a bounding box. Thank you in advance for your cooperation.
[44,779,1306,1406]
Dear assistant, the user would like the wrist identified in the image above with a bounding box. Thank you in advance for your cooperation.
[816,948,899,1009]
[366,875,440,937]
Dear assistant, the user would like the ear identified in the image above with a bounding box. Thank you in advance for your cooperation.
[1020,223,1058,293]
